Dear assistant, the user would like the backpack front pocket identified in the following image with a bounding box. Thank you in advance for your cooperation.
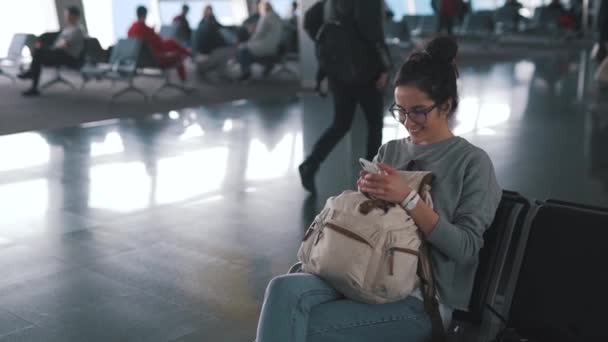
[373,229,421,300]
[309,213,379,289]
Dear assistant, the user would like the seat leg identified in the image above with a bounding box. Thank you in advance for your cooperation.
[111,79,148,102]
[40,70,77,90]
[152,71,194,98]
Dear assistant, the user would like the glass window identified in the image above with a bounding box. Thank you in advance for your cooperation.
[385,0,434,19]
[269,0,295,19]
[0,0,59,54]
[159,0,247,27]
[83,0,159,49]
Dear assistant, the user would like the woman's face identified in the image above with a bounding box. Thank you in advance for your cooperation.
[394,85,452,145]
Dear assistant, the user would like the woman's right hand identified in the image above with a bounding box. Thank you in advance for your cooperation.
[357,170,369,192]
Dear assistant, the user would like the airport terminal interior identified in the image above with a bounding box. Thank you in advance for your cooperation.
[1,0,607,341]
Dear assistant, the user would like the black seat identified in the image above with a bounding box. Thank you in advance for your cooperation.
[501,201,608,342]
[449,191,533,341]
[40,35,93,91]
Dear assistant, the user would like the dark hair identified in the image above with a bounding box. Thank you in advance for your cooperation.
[182,4,189,12]
[136,5,148,18]
[66,6,81,17]
[394,36,459,117]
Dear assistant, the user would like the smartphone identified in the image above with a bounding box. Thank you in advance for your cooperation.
[359,158,380,174]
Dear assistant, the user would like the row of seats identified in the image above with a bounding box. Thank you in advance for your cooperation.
[385,7,581,45]
[0,32,188,101]
[289,191,608,341]
[452,192,608,341]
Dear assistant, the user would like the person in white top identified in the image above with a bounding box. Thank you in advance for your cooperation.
[18,6,85,97]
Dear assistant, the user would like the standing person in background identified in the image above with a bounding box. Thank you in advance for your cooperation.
[18,6,85,97]
[173,4,193,46]
[432,0,459,35]
[128,6,192,82]
[298,0,391,194]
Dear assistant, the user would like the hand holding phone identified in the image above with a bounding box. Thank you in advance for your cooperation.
[359,158,380,174]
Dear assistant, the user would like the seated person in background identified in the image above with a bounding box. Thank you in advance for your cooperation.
[18,6,85,97]
[236,1,283,81]
[128,5,191,82]
[499,0,524,28]
[238,0,262,43]
[172,4,192,46]
[193,5,236,75]
[193,5,227,55]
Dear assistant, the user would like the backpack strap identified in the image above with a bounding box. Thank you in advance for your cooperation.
[418,241,446,342]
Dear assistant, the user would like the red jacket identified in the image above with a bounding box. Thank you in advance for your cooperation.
[127,21,164,55]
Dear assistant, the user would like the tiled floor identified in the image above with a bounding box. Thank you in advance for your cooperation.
[0,52,607,341]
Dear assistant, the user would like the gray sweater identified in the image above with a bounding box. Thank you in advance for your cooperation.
[374,136,502,310]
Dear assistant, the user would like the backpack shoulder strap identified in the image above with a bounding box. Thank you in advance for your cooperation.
[418,241,446,342]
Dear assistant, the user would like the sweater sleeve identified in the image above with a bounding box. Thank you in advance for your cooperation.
[426,150,502,265]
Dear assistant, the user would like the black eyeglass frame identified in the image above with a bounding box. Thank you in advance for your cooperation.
[388,102,437,125]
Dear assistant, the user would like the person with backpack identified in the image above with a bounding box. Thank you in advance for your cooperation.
[298,0,391,194]
[255,37,502,342]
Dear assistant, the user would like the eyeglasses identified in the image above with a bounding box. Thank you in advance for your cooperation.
[388,103,437,125]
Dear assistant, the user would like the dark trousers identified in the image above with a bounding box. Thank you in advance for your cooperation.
[237,47,255,74]
[307,78,384,165]
[27,48,78,89]
[438,15,454,35]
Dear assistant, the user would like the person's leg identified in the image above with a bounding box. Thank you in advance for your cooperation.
[20,48,70,95]
[358,83,384,161]
[307,296,431,342]
[161,39,191,57]
[299,79,357,192]
[256,273,342,342]
[237,47,255,79]
[157,53,187,81]
[308,79,357,165]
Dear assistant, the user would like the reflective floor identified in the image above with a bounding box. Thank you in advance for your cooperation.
[1,53,608,341]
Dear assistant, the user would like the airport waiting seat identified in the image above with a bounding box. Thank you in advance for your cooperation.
[385,19,412,48]
[462,11,495,39]
[82,38,193,101]
[0,33,36,83]
[38,35,103,91]
[137,40,194,97]
[402,15,422,35]
[415,15,438,36]
[81,38,146,101]
[499,200,608,342]
[494,6,521,34]
[448,191,534,342]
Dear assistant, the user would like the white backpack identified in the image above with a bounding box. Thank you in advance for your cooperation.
[297,171,435,304]
[295,170,446,340]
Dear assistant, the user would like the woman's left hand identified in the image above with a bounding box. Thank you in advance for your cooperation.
[359,163,413,203]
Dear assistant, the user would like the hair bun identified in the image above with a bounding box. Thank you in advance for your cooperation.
[425,36,458,64]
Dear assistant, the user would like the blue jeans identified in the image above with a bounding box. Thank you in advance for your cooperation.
[237,47,255,74]
[256,273,432,342]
